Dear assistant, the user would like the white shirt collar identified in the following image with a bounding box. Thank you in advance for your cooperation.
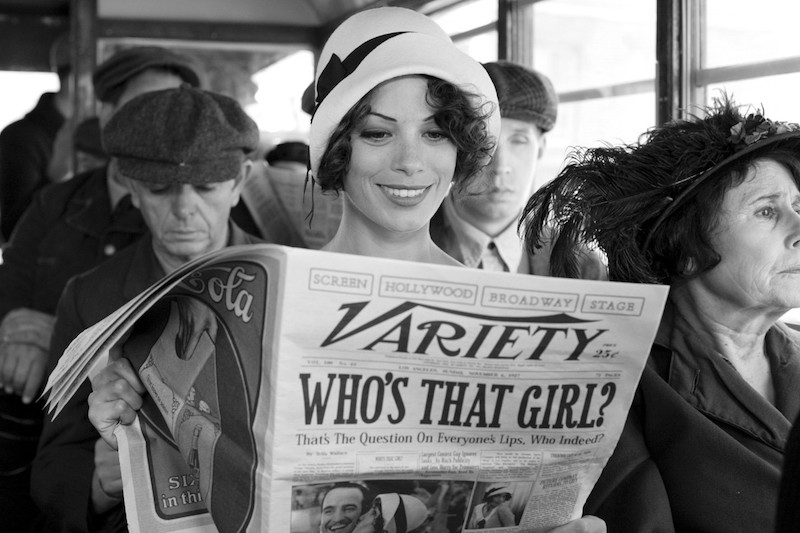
[443,196,526,272]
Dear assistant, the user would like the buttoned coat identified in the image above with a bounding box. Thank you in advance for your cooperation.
[31,225,259,532]
[584,305,800,532]
[0,166,144,531]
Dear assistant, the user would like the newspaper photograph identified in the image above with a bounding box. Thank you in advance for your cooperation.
[45,245,669,533]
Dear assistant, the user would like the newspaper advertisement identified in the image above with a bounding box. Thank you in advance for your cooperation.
[46,245,669,533]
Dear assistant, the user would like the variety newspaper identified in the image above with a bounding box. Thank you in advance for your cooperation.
[45,245,669,533]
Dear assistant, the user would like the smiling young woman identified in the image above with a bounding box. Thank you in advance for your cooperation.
[307,7,498,265]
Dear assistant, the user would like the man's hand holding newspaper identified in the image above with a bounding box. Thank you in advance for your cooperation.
[89,358,145,450]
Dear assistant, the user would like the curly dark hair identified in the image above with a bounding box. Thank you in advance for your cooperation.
[520,96,800,284]
[315,76,494,193]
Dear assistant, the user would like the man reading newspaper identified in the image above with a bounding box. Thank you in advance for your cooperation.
[32,85,261,531]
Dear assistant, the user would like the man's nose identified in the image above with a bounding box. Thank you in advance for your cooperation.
[491,146,512,178]
[171,184,197,218]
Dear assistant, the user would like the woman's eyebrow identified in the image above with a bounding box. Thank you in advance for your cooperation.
[367,111,437,122]
[744,192,782,207]
[368,111,396,122]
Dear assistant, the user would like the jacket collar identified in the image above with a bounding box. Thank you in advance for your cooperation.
[655,303,800,449]
[121,222,261,301]
[121,236,166,301]
[26,92,66,133]
[64,167,145,238]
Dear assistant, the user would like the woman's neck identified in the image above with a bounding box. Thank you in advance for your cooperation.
[324,208,461,266]
[668,281,779,402]
[669,281,782,357]
[324,226,456,265]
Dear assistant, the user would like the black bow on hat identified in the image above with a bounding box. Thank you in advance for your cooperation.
[313,32,407,115]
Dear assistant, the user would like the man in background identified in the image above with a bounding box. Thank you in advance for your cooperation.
[0,45,199,531]
[431,60,605,279]
[0,33,72,240]
[32,85,260,531]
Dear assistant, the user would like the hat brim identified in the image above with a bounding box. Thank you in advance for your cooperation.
[310,32,499,176]
[643,130,800,250]
[117,153,244,185]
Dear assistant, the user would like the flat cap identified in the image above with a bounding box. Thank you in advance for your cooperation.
[73,117,105,158]
[266,141,309,167]
[102,85,259,185]
[93,46,201,104]
[483,61,558,132]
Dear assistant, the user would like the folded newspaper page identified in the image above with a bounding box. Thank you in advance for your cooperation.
[240,162,342,250]
[46,245,668,533]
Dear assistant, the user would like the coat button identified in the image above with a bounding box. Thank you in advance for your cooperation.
[103,244,116,256]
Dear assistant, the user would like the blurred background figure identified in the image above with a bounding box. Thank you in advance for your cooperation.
[0,32,72,242]
[239,138,320,248]
[431,60,605,279]
[0,45,200,533]
[72,117,108,173]
[265,140,309,172]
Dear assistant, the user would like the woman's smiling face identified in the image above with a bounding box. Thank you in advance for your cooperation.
[343,75,457,236]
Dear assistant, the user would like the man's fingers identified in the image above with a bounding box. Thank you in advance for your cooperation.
[0,343,48,397]
[0,309,55,353]
[10,344,47,394]
[88,376,143,451]
[22,357,47,404]
[0,345,16,391]
[91,359,146,395]
[1,327,53,349]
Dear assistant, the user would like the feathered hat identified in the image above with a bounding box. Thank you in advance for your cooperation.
[520,96,800,283]
[308,6,499,178]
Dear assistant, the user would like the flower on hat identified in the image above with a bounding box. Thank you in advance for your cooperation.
[726,112,800,149]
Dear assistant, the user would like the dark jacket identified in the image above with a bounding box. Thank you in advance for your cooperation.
[0,92,65,240]
[31,225,260,532]
[429,206,607,279]
[584,307,800,533]
[0,166,145,321]
[0,166,144,532]
[777,410,800,532]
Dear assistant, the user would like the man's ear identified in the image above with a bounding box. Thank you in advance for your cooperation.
[537,133,547,160]
[229,160,252,206]
[127,179,142,209]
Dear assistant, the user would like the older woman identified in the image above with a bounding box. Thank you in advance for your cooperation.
[88,7,605,533]
[521,97,800,532]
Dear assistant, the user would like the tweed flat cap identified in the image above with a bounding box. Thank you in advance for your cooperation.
[102,86,259,184]
[483,61,558,132]
[93,46,201,104]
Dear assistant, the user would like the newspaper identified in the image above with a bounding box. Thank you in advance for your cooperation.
[240,162,342,250]
[45,245,669,533]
